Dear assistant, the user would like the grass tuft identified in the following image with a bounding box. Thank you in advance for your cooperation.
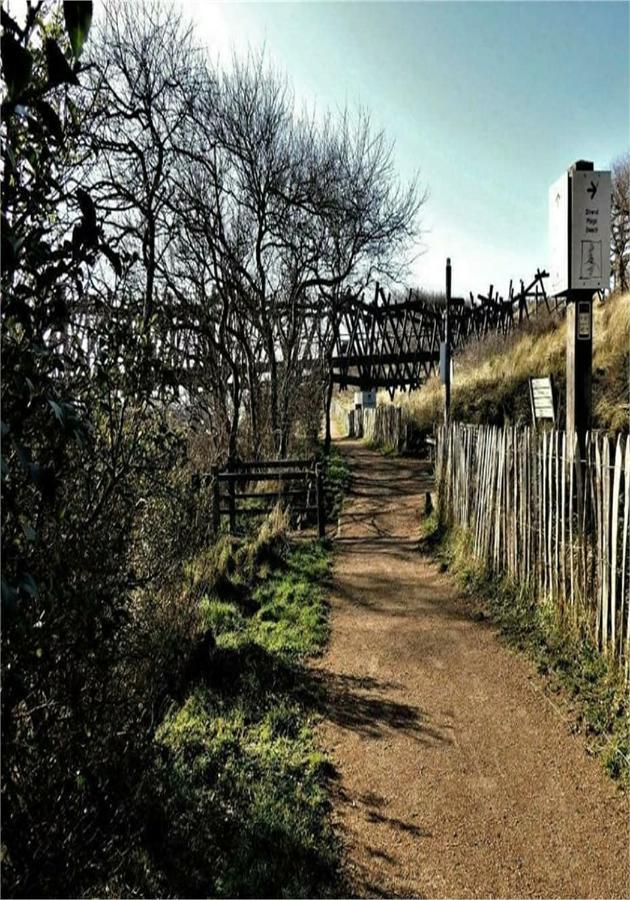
[321,447,352,521]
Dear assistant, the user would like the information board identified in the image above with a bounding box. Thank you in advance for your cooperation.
[548,167,611,295]
[354,389,376,409]
[570,169,611,291]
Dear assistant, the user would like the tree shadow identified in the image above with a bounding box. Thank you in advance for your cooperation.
[304,668,452,747]
[364,809,432,838]
[203,644,451,749]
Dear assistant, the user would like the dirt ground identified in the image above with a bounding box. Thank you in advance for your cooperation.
[311,440,629,899]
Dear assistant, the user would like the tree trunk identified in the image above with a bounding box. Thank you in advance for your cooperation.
[322,314,341,454]
[323,372,334,454]
[228,370,240,461]
[245,347,260,458]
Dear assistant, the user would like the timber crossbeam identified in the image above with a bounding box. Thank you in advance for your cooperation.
[331,269,551,395]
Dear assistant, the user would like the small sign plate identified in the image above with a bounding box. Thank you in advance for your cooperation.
[577,301,592,340]
[529,376,555,423]
[439,341,453,384]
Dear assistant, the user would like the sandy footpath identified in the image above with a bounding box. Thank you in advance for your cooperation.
[311,440,629,899]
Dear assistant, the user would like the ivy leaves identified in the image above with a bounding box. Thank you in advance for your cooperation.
[1,3,92,106]
[1,31,33,100]
[64,2,93,59]
[1,1,96,610]
[45,37,79,88]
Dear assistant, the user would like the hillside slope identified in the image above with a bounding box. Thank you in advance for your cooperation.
[397,291,629,435]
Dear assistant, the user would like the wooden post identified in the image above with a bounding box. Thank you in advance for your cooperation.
[566,289,593,450]
[444,258,452,425]
[565,161,596,456]
[316,463,325,538]
[211,464,220,534]
[227,457,236,534]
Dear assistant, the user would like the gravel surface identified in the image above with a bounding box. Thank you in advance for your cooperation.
[311,440,629,899]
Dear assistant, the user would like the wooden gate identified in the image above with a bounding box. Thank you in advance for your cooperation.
[211,458,325,537]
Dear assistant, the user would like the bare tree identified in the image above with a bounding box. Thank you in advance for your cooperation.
[312,110,426,451]
[85,25,426,460]
[85,0,200,334]
[611,152,630,293]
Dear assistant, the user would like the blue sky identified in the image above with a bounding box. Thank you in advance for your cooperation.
[179,0,629,297]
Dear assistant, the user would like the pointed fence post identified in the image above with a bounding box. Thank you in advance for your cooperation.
[443,257,452,425]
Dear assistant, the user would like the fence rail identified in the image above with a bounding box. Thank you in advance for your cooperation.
[436,423,630,670]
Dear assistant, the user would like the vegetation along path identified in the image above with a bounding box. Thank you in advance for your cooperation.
[312,440,628,899]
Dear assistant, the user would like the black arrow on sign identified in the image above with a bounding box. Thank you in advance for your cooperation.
[587,180,598,199]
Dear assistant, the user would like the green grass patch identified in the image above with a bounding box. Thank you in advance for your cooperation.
[365,438,398,456]
[153,682,338,898]
[202,541,331,658]
[251,543,331,656]
[132,530,341,898]
[424,518,629,786]
[320,447,352,522]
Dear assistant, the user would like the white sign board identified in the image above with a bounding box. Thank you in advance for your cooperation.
[548,173,569,295]
[354,389,376,409]
[529,376,555,423]
[570,169,611,291]
[548,168,611,295]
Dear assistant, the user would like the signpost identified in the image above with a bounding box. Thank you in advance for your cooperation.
[548,161,611,446]
[443,258,452,425]
[548,164,611,295]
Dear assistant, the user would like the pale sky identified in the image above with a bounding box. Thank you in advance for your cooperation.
[179,1,628,298]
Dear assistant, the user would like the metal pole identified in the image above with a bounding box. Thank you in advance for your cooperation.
[444,257,452,426]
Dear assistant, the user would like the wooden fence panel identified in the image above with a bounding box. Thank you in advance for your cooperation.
[437,422,629,672]
[622,438,630,665]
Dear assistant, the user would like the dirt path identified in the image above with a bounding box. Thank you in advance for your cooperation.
[312,440,629,899]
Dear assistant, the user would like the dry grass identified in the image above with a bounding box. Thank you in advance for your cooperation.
[396,291,629,435]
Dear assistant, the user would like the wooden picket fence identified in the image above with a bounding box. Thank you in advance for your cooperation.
[436,422,630,671]
[347,404,413,452]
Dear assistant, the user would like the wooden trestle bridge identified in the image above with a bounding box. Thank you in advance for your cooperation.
[331,268,553,396]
